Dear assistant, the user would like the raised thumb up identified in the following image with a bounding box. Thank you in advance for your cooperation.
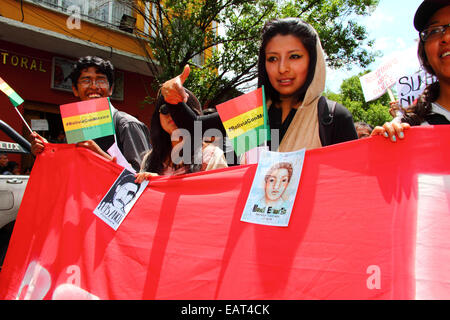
[160,65,190,104]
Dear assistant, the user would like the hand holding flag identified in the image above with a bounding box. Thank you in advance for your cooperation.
[30,132,48,156]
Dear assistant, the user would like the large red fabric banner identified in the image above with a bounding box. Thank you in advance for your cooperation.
[0,126,449,300]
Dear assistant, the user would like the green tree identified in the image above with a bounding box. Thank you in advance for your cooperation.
[325,72,393,127]
[124,0,381,107]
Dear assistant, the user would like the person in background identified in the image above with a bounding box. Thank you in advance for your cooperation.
[371,0,450,141]
[55,131,67,144]
[354,121,373,139]
[2,161,20,175]
[0,153,8,174]
[159,18,357,157]
[30,56,151,172]
[135,91,227,182]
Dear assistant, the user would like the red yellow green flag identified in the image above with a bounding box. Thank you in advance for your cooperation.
[216,87,269,156]
[0,77,24,107]
[60,97,115,144]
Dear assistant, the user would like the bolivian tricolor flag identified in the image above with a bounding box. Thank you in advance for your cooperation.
[60,97,115,144]
[216,87,269,156]
[0,77,24,107]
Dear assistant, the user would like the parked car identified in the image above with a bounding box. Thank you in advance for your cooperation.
[0,119,31,269]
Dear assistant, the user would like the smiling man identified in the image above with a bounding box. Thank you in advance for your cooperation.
[31,56,151,172]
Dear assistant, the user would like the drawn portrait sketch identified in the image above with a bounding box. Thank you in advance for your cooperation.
[241,149,305,227]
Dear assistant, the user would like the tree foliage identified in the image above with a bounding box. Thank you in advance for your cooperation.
[325,72,393,127]
[123,0,381,107]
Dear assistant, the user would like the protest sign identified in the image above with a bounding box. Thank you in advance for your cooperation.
[360,46,420,102]
[396,70,438,108]
[216,87,270,156]
[60,97,115,144]
[359,56,404,102]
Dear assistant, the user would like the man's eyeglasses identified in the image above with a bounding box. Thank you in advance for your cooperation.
[159,104,170,115]
[78,78,109,88]
[420,23,450,42]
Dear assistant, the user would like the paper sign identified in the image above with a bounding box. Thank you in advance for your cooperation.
[360,55,405,102]
[60,97,115,144]
[216,87,270,156]
[93,169,148,230]
[240,148,305,227]
[360,46,420,102]
[31,119,49,131]
[396,70,437,108]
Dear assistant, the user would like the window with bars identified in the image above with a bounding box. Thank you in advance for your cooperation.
[30,0,133,27]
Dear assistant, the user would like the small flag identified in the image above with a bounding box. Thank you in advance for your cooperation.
[0,77,24,107]
[60,97,115,144]
[216,87,270,156]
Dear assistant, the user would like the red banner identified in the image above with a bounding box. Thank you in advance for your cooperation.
[0,126,449,300]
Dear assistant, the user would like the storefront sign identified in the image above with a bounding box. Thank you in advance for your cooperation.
[0,51,47,73]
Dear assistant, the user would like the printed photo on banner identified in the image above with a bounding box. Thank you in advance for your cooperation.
[93,169,148,230]
[241,149,305,227]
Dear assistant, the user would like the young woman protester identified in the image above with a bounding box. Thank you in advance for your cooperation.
[159,17,357,158]
[135,91,227,183]
[371,0,450,141]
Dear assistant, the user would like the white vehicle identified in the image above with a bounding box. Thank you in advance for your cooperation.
[0,120,31,268]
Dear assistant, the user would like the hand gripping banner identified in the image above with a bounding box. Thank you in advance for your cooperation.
[0,126,449,299]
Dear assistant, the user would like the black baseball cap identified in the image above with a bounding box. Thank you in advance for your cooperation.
[413,0,449,32]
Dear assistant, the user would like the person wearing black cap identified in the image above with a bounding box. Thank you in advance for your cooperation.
[135,90,227,181]
[372,0,450,140]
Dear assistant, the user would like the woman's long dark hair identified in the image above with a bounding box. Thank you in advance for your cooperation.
[141,93,203,175]
[257,18,318,105]
[402,33,440,125]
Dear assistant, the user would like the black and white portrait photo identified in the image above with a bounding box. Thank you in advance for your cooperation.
[93,169,148,230]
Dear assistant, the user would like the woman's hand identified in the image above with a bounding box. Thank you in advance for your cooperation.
[135,172,159,184]
[371,121,410,142]
[160,65,190,105]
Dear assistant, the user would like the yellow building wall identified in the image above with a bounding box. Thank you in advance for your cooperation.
[2,0,149,58]
[2,0,218,68]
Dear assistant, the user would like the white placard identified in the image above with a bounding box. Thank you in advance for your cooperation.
[31,119,49,131]
[396,70,437,108]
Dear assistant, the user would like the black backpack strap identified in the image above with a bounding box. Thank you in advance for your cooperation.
[425,113,450,125]
[318,96,337,146]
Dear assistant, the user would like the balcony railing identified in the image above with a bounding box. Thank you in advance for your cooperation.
[30,0,133,30]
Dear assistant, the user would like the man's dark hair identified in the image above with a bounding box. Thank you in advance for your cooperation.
[69,56,115,88]
[117,173,137,187]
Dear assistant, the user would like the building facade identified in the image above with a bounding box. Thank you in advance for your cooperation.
[0,0,157,171]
